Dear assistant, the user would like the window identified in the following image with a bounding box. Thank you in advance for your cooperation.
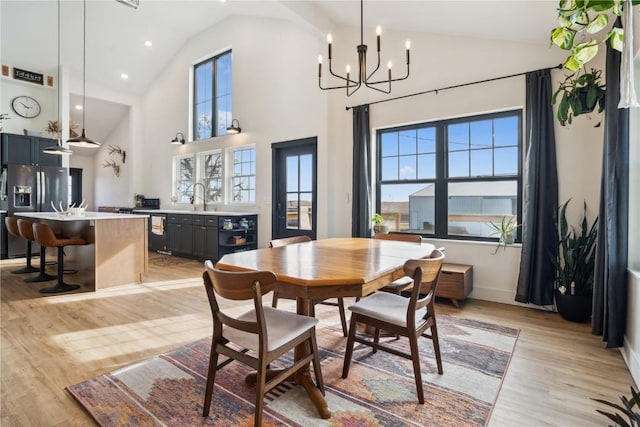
[172,147,255,205]
[199,150,223,203]
[231,147,256,203]
[174,154,195,203]
[193,50,232,140]
[377,110,522,241]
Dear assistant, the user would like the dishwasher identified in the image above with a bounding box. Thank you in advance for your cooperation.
[149,213,169,254]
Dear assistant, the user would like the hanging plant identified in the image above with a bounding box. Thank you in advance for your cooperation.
[550,0,639,72]
[552,68,606,126]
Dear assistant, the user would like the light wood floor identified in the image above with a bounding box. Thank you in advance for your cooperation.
[0,253,634,426]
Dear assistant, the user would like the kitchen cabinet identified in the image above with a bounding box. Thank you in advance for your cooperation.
[167,214,193,256]
[1,133,62,167]
[217,215,258,259]
[193,215,218,261]
[156,212,257,262]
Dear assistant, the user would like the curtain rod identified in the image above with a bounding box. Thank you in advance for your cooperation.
[345,64,564,111]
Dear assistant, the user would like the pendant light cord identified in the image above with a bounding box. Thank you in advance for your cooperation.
[81,0,86,129]
[360,0,363,45]
[57,0,61,141]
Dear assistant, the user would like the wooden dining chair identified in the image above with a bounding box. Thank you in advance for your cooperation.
[342,250,445,404]
[373,232,423,294]
[202,261,324,426]
[270,235,348,337]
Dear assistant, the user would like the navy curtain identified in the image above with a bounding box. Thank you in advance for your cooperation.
[515,69,559,305]
[592,19,629,348]
[352,104,372,237]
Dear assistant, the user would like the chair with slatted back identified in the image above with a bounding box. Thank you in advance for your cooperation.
[373,232,423,294]
[342,250,445,404]
[269,235,348,337]
[202,261,324,426]
[4,217,39,274]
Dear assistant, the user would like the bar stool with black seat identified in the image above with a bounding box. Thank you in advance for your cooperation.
[4,217,39,274]
[32,222,86,294]
[16,219,57,283]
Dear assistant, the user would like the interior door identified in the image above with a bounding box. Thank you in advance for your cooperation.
[272,138,317,240]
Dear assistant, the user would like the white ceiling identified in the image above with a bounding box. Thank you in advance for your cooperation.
[1,0,560,146]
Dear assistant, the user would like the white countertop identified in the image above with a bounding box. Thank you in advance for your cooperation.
[15,212,149,221]
[134,209,257,216]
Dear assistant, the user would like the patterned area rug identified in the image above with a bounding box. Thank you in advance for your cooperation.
[67,314,519,426]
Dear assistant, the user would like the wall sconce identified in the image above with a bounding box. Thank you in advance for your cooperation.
[226,119,241,134]
[171,132,185,145]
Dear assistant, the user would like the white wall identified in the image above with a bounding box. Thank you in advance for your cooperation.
[323,26,603,304]
[92,111,132,207]
[139,15,327,247]
[624,58,640,386]
[0,78,56,137]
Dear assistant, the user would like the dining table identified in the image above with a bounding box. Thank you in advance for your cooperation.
[215,236,435,419]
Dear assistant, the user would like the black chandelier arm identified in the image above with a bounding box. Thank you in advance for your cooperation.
[365,50,382,82]
[319,79,360,91]
[363,81,391,94]
[346,81,363,97]
[366,64,410,86]
[327,60,353,83]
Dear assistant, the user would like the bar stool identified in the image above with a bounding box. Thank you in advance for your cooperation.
[16,219,57,283]
[32,223,86,294]
[4,217,39,274]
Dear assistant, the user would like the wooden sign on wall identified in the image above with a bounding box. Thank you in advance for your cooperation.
[13,67,44,85]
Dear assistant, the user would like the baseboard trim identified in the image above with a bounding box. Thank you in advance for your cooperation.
[468,287,554,311]
[623,335,640,387]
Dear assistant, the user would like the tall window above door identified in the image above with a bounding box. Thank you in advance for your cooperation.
[193,50,232,140]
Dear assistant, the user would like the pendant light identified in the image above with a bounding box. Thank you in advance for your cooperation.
[67,0,100,148]
[44,0,72,156]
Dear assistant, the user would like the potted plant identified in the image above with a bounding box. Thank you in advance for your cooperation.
[488,216,519,254]
[552,68,606,126]
[550,0,635,72]
[551,199,598,322]
[593,386,640,426]
[371,213,388,234]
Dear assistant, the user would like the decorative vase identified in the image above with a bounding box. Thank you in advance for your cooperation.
[554,289,592,323]
[373,224,388,234]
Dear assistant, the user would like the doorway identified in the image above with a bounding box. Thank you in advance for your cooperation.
[272,138,317,240]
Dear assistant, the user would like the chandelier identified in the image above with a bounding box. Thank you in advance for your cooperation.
[318,0,410,96]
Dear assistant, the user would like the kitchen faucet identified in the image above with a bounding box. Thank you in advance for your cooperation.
[191,182,208,211]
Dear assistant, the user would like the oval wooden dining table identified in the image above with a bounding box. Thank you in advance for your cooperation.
[215,236,435,419]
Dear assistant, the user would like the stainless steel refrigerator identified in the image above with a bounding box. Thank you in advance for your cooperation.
[3,164,68,257]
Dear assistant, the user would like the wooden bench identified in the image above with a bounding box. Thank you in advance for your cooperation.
[436,263,473,307]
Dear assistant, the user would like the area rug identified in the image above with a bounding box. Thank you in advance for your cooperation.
[67,314,519,426]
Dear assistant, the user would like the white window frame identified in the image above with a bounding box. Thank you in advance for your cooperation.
[228,145,256,205]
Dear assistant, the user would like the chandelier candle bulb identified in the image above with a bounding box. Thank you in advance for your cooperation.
[376,25,381,51]
[406,40,411,64]
[318,55,322,77]
[327,34,332,59]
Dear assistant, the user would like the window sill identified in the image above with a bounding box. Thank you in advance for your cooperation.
[423,237,522,249]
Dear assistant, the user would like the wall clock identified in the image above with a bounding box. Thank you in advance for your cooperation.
[11,95,41,118]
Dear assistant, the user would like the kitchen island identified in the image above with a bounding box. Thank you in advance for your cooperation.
[15,212,148,291]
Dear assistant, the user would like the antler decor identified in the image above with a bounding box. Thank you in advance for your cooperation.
[107,145,126,163]
[103,160,120,177]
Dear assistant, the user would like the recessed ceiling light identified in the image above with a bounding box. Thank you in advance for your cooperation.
[75,105,83,110]
[144,40,152,47]
[219,0,226,3]
[121,73,129,79]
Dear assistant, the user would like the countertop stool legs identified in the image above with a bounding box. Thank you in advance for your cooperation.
[16,219,57,283]
[32,223,86,294]
[4,217,39,274]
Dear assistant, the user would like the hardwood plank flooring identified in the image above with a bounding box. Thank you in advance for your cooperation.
[1,252,634,426]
